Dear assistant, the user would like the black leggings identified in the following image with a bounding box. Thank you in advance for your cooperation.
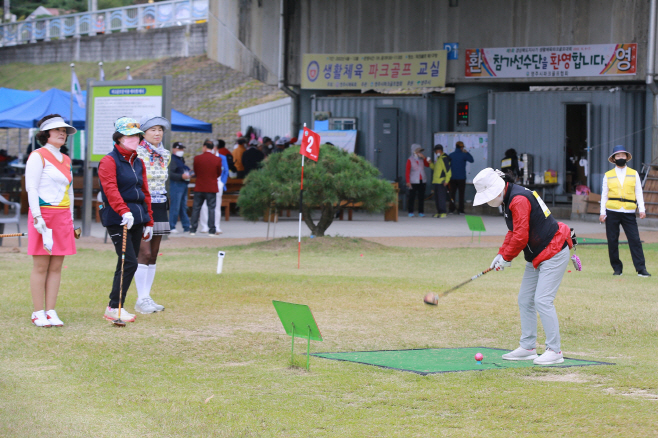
[605,210,646,273]
[408,182,426,214]
[106,224,144,308]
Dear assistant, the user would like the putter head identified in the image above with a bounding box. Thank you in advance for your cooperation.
[112,319,126,327]
[423,293,439,306]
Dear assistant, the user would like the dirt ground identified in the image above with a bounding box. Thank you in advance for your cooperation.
[3,231,657,253]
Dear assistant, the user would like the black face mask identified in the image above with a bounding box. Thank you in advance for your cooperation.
[615,158,627,167]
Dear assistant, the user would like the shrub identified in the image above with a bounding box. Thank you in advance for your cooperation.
[237,145,396,236]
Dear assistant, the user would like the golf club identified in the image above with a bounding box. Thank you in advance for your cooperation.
[0,233,27,238]
[113,224,128,327]
[424,267,493,305]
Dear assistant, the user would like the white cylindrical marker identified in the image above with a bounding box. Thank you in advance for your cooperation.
[217,251,226,274]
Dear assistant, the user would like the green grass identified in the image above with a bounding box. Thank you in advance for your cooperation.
[1,238,657,437]
[0,59,155,91]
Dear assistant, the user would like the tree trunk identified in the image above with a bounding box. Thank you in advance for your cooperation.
[301,203,335,237]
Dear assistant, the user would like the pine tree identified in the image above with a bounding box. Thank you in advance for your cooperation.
[237,145,397,237]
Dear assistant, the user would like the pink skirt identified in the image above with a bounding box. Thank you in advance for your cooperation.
[28,208,77,256]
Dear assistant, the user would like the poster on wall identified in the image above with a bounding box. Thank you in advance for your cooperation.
[296,130,357,154]
[433,132,488,184]
[302,50,447,90]
[88,83,163,162]
[465,43,636,78]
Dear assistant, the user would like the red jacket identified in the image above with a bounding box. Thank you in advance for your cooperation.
[499,195,572,268]
[193,151,222,192]
[98,145,154,227]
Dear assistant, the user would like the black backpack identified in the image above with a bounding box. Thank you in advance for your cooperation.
[225,152,237,173]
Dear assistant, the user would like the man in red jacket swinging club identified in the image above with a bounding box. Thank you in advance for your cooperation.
[473,168,574,365]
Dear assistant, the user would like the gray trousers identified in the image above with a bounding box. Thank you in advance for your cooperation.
[517,246,570,352]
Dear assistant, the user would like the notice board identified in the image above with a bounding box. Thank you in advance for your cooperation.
[86,79,171,163]
[433,132,488,184]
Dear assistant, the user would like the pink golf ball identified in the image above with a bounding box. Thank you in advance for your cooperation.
[474,353,484,362]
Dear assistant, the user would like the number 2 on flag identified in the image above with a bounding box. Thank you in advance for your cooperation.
[300,127,321,162]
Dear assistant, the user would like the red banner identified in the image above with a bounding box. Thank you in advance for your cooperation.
[300,127,320,162]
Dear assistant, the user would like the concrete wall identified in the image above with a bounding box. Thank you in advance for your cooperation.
[0,23,207,65]
[208,0,653,87]
[208,0,280,85]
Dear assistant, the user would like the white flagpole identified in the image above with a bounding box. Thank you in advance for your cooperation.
[298,123,306,269]
[69,63,75,126]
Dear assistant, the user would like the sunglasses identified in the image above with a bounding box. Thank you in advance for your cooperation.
[124,122,140,130]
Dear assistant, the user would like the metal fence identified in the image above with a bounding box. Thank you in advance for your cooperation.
[0,0,208,47]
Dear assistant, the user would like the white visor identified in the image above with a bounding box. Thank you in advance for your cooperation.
[39,117,77,135]
[472,168,506,206]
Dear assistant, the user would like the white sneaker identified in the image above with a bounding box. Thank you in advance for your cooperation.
[103,306,136,322]
[135,298,158,314]
[533,349,564,365]
[170,229,178,234]
[502,347,539,361]
[147,297,165,312]
[46,309,64,327]
[31,310,51,327]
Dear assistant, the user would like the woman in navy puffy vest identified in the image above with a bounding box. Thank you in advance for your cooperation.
[98,117,154,323]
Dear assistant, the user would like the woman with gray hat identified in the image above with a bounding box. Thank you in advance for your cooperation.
[133,115,172,314]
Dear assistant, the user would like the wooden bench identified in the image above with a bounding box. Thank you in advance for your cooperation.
[186,178,244,221]
[72,176,102,221]
[337,182,399,222]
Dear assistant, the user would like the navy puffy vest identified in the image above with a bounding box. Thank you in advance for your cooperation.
[503,183,558,262]
[99,147,151,227]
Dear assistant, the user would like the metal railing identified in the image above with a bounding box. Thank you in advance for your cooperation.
[0,0,208,47]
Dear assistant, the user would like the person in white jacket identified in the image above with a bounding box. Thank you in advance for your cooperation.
[25,115,78,327]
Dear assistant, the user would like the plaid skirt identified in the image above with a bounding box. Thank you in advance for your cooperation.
[151,202,170,235]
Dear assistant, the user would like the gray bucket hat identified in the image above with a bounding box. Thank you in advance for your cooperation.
[139,115,171,132]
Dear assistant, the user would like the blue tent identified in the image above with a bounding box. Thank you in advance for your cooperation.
[0,88,213,133]
[171,109,212,133]
[0,88,42,113]
[0,88,85,129]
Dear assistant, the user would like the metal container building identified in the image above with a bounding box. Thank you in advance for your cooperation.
[488,88,649,195]
[238,97,292,139]
[312,94,454,183]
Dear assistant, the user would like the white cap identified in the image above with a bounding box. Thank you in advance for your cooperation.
[39,116,77,135]
[472,168,506,206]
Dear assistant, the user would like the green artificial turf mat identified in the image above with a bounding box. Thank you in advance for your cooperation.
[579,237,629,245]
[313,347,613,375]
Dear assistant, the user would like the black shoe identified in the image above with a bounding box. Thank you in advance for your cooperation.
[637,269,651,277]
[613,271,623,276]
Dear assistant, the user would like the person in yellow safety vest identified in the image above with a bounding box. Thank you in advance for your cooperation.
[600,145,651,277]
[429,144,451,218]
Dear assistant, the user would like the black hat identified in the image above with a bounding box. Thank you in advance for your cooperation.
[172,142,186,149]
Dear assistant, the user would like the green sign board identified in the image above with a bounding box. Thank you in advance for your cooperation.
[88,83,163,163]
[273,301,323,370]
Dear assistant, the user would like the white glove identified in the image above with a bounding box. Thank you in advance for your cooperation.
[490,254,512,271]
[120,212,135,229]
[33,216,47,234]
[143,226,153,242]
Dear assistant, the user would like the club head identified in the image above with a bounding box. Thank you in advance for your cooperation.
[112,319,126,327]
[423,293,439,306]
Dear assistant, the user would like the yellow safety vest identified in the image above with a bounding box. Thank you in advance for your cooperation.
[605,167,637,211]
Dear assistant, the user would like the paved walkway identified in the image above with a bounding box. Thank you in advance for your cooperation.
[3,212,656,250]
[1,211,648,239]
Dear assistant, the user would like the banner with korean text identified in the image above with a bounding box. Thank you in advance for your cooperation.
[465,44,636,78]
[302,50,447,90]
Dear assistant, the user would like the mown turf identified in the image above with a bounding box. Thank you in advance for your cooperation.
[1,237,656,437]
